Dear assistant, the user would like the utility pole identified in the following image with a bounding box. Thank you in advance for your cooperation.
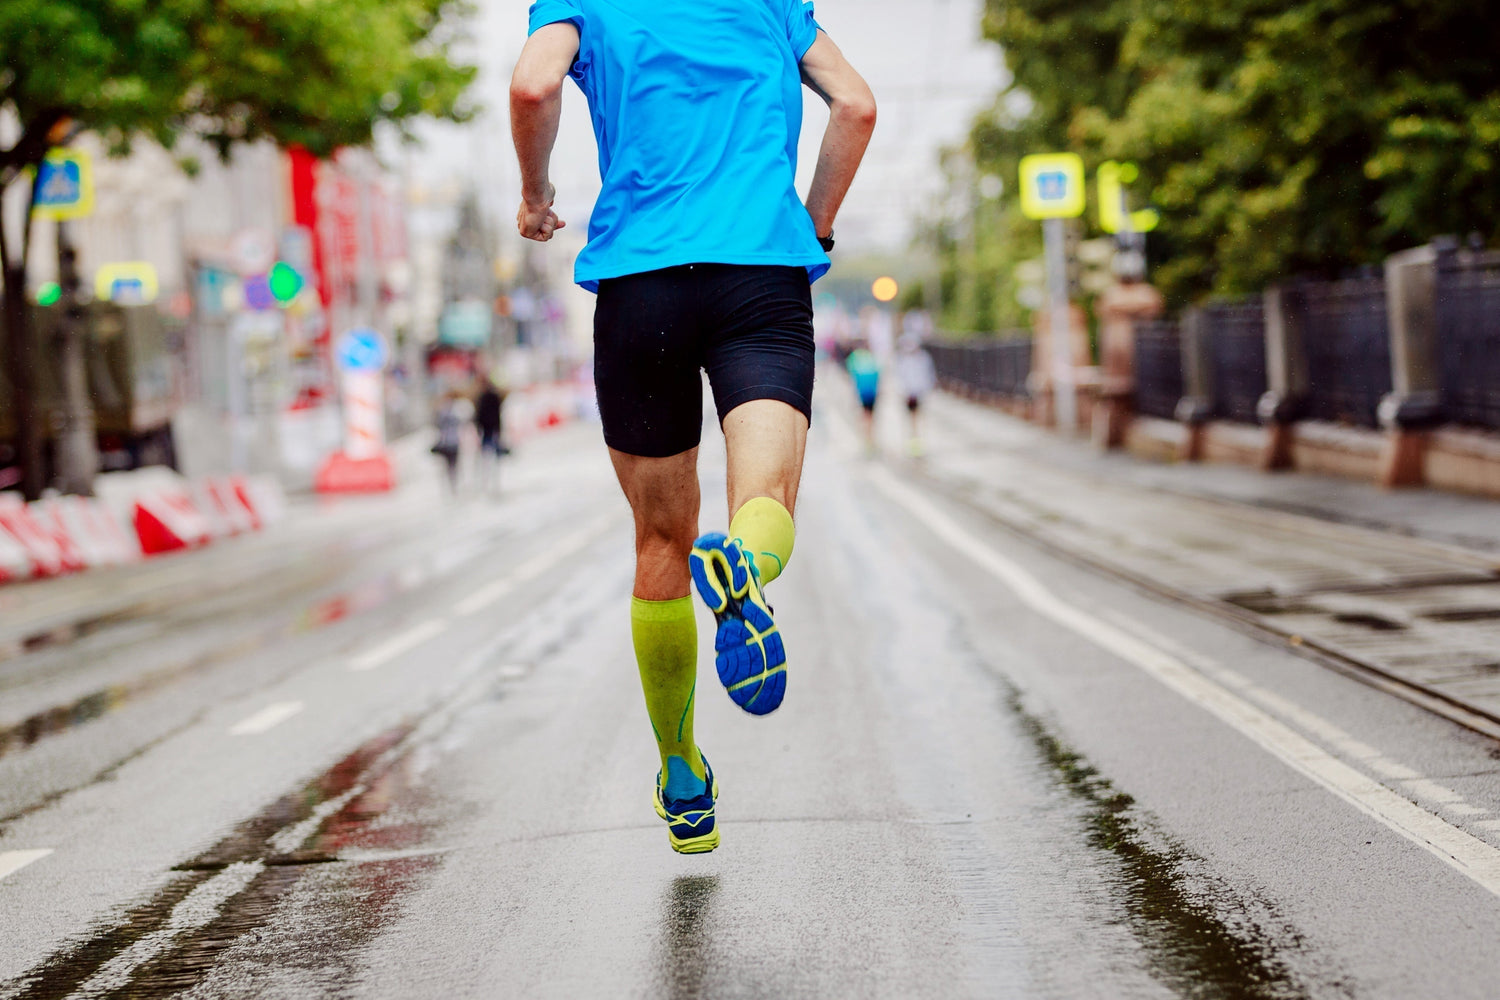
[54,220,98,494]
[2,259,43,499]
[1043,217,1076,432]
[1020,153,1087,434]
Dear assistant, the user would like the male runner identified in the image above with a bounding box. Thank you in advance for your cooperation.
[511,0,875,853]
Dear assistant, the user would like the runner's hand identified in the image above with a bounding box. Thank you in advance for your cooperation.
[517,186,566,242]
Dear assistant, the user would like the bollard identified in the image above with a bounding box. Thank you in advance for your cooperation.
[1093,279,1163,450]
[1174,307,1215,461]
[1256,285,1310,470]
[1377,241,1447,487]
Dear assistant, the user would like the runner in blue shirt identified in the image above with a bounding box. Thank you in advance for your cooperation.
[511,0,875,853]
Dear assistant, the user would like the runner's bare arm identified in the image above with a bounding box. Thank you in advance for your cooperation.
[800,31,877,241]
[510,23,580,241]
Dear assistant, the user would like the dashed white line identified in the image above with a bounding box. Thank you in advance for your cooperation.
[870,465,1500,899]
[349,619,450,672]
[228,700,305,736]
[457,513,617,617]
[349,513,618,669]
[456,578,515,617]
[0,848,52,882]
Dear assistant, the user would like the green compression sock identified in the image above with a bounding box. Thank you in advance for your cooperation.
[730,496,796,587]
[631,596,705,799]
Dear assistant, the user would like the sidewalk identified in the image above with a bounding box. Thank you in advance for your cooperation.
[0,419,590,656]
[881,384,1500,736]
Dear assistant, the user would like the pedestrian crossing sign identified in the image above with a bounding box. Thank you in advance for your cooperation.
[1019,153,1085,220]
[95,262,159,304]
[32,149,94,220]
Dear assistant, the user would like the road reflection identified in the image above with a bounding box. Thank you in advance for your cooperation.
[655,874,721,1000]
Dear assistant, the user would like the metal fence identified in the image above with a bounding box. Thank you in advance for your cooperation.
[1203,297,1267,424]
[928,339,1032,399]
[1133,320,1183,420]
[1436,246,1500,430]
[1294,277,1392,429]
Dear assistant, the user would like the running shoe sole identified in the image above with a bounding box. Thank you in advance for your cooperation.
[689,532,786,715]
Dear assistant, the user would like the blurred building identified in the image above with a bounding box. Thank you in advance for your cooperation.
[20,137,417,488]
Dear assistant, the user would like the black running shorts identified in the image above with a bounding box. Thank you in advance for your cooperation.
[593,263,815,458]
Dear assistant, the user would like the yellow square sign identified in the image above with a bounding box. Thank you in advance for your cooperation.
[1019,153,1085,220]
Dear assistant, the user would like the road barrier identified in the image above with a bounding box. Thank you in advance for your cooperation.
[0,495,74,578]
[0,471,287,586]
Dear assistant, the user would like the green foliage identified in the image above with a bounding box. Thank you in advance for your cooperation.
[937,0,1500,305]
[0,0,476,179]
[924,151,1041,334]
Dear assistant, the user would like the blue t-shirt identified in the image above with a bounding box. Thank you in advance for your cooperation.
[846,348,880,401]
[527,0,831,292]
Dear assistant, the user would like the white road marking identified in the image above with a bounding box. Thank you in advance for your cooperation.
[870,465,1500,898]
[0,849,52,882]
[349,618,450,672]
[456,513,618,617]
[1401,779,1488,816]
[456,578,515,616]
[497,664,529,679]
[72,861,264,999]
[1103,611,1494,821]
[228,700,305,736]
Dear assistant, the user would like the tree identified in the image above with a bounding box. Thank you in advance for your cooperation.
[0,0,476,498]
[939,0,1500,309]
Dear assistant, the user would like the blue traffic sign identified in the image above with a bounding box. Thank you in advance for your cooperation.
[336,328,388,371]
[1037,171,1068,202]
[33,150,94,220]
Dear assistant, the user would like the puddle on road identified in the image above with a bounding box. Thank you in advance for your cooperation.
[1012,695,1322,1000]
[5,722,441,1000]
[654,875,721,1000]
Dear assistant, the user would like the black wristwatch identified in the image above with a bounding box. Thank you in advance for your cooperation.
[818,232,835,253]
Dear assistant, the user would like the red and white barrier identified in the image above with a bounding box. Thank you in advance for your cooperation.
[0,515,34,583]
[505,380,588,445]
[38,497,127,569]
[192,478,247,538]
[0,495,74,578]
[134,486,214,555]
[237,476,287,527]
[1,471,291,586]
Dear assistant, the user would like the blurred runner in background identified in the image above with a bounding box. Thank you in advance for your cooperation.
[511,0,875,854]
[845,341,881,454]
[432,391,470,496]
[895,332,936,456]
[474,377,508,495]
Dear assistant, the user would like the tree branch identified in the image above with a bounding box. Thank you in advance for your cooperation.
[0,108,67,183]
[0,177,11,279]
[18,168,40,276]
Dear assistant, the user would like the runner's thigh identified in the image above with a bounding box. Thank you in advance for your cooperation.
[700,265,815,426]
[594,266,705,458]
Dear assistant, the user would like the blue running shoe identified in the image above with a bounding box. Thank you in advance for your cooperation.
[689,532,786,715]
[653,752,720,854]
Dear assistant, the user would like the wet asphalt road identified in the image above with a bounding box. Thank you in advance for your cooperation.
[4,403,1500,998]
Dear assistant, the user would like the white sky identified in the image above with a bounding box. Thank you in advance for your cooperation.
[406,0,1007,255]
